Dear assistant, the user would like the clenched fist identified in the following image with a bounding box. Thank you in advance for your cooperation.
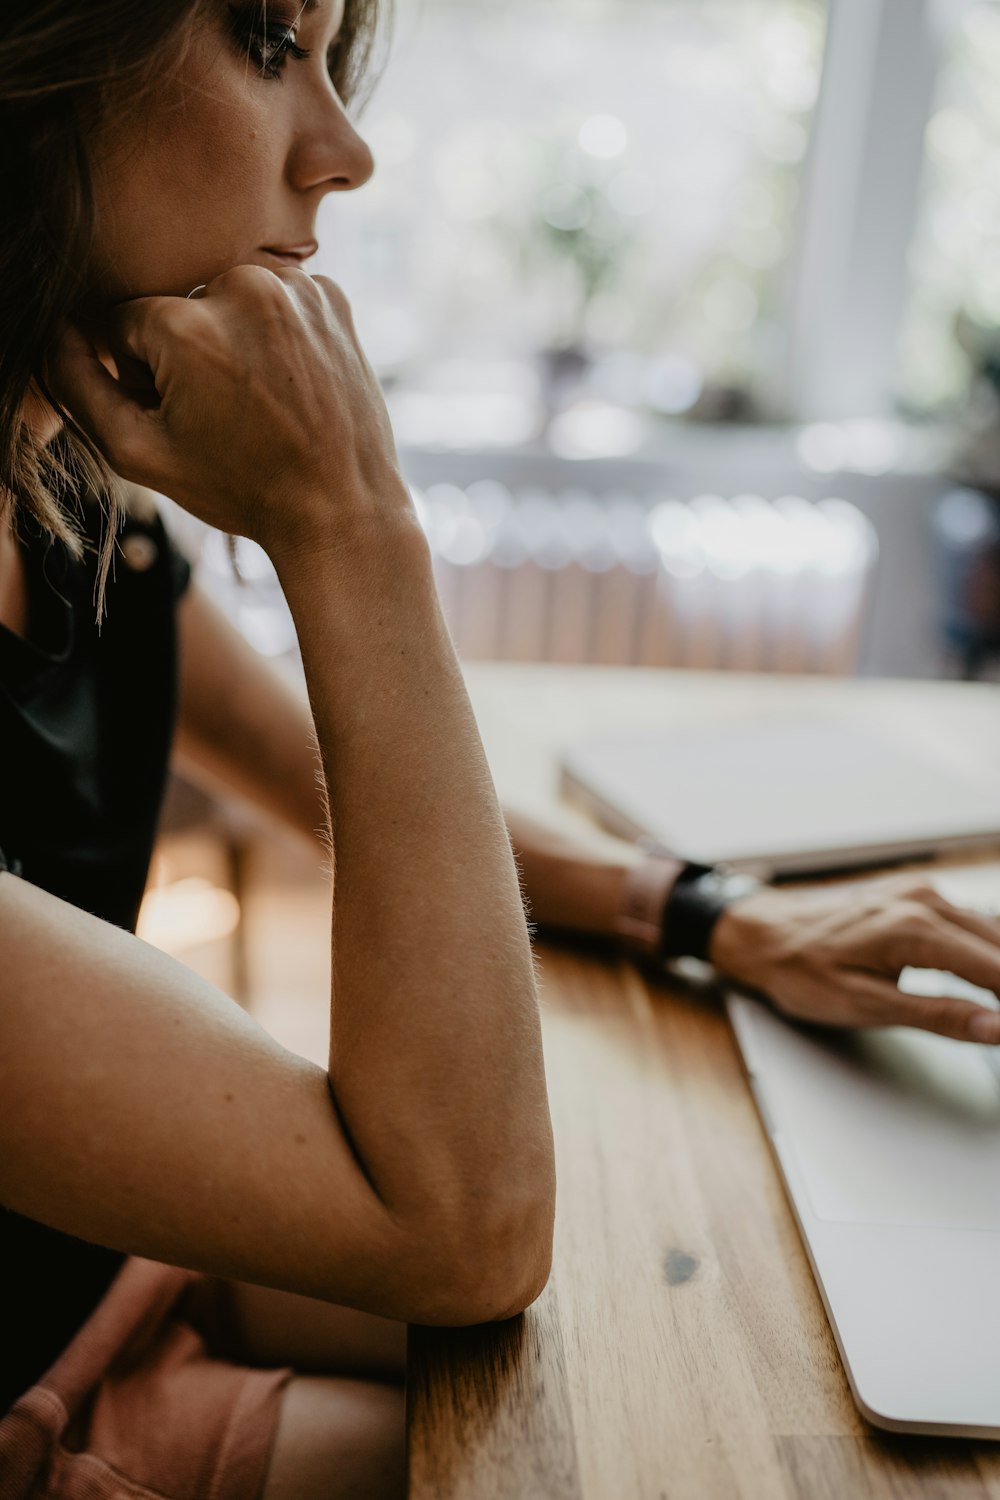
[49,267,410,556]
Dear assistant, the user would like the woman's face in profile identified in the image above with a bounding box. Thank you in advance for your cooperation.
[87,0,374,311]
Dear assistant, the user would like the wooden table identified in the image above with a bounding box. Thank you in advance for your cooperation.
[407,665,1000,1500]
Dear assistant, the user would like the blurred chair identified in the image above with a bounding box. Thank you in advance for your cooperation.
[160,480,879,677]
[416,483,879,675]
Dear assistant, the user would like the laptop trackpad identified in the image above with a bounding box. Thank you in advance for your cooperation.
[729,993,1000,1230]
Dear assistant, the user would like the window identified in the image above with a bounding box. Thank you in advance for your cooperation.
[898,2,1000,414]
[319,0,826,440]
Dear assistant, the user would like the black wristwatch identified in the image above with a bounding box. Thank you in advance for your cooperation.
[658,863,763,963]
[615,846,762,965]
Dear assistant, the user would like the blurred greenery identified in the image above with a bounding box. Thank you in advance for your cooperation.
[324,0,826,424]
[899,4,1000,416]
[514,137,637,349]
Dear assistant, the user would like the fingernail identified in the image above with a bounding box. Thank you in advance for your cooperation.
[968,1011,1000,1044]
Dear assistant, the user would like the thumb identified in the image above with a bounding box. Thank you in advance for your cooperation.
[46,321,165,483]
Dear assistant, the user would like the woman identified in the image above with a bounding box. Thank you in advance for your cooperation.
[2,2,1000,1496]
[2,3,553,1496]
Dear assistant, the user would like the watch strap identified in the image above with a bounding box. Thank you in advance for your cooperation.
[659,866,763,962]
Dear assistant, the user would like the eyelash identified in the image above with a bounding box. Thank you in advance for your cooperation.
[227,4,313,81]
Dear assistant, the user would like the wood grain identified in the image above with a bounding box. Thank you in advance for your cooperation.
[407,666,1000,1500]
[409,940,1000,1498]
[408,1277,581,1500]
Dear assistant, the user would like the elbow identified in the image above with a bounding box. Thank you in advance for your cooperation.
[371,1122,556,1326]
[470,1153,556,1323]
[483,1247,553,1323]
[465,1218,554,1325]
[384,1168,554,1326]
[422,1188,556,1326]
[426,1248,553,1328]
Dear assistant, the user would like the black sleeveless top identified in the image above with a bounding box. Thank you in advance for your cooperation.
[0,498,190,1415]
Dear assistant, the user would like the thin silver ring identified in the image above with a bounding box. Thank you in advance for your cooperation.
[186,284,207,300]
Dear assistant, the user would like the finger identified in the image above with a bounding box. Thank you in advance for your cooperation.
[108,296,193,378]
[104,341,160,408]
[921,894,1000,948]
[47,322,164,479]
[846,972,1000,1044]
[880,876,1000,954]
[883,875,1000,937]
[887,917,1000,997]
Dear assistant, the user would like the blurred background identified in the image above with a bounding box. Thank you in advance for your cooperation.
[162,0,1000,686]
[149,0,1000,987]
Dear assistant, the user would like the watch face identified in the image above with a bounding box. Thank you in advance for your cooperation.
[726,875,764,899]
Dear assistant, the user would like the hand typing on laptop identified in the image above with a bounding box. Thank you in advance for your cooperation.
[505,810,1000,1046]
[709,873,1000,1044]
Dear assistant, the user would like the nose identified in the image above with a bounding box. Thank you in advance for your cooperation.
[287,88,375,196]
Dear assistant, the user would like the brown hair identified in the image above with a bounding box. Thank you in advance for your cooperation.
[0,0,388,604]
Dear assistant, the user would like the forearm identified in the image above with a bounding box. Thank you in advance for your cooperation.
[505,807,650,940]
[175,582,676,964]
[53,267,553,1319]
[273,513,554,1286]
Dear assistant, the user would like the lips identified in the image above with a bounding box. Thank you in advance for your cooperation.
[261,242,318,266]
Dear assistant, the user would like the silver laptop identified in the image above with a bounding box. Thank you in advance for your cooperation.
[561,714,1000,877]
[728,864,1000,1438]
[561,718,1000,1436]
[728,876,1000,1440]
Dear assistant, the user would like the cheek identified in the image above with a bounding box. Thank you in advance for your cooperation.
[90,62,285,298]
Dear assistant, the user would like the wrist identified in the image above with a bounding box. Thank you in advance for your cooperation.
[262,470,423,574]
[268,498,432,594]
[705,884,774,974]
[661,867,764,964]
[613,850,684,955]
[614,848,764,966]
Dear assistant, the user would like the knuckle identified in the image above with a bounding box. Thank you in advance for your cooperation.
[203,264,242,291]
[154,299,190,335]
[312,272,341,296]
[314,274,351,312]
[900,878,939,904]
[902,903,938,938]
[902,910,942,966]
[212,263,278,298]
[878,907,932,968]
[848,991,887,1028]
[918,998,959,1036]
[224,262,268,284]
[877,873,915,898]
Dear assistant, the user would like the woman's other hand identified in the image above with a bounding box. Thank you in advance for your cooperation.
[710,874,1000,1044]
[48,268,405,554]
